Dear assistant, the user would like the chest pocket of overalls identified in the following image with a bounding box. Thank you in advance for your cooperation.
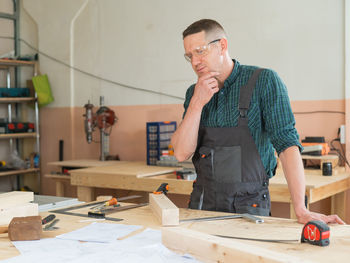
[199,146,242,184]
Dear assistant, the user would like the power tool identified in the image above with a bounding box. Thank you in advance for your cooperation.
[301,220,330,246]
[83,96,118,161]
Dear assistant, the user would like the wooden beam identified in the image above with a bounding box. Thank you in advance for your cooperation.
[8,216,42,241]
[149,193,179,226]
[0,203,38,225]
[0,191,34,209]
[77,186,94,202]
[162,227,306,263]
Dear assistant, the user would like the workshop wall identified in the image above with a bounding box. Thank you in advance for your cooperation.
[17,0,349,221]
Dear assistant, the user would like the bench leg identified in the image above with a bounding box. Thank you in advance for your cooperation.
[77,186,94,202]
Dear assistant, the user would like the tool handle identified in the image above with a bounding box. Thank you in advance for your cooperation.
[105,197,118,206]
[42,214,56,225]
[43,219,60,230]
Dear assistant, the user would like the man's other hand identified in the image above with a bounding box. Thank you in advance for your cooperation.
[297,209,345,224]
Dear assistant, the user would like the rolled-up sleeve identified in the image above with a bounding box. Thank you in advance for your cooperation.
[261,69,303,155]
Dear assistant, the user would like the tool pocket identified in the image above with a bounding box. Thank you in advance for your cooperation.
[198,146,214,179]
[198,146,241,184]
[214,146,242,184]
[234,188,270,216]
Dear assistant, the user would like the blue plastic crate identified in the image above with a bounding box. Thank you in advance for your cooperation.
[146,121,176,165]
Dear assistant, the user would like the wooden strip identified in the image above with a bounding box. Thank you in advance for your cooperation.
[0,191,34,209]
[0,168,40,177]
[149,193,179,226]
[0,203,38,225]
[162,227,309,263]
[47,160,124,167]
[44,174,70,180]
[0,59,36,66]
[0,133,37,139]
[136,168,180,178]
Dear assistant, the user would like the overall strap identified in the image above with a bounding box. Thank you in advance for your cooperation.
[238,68,264,125]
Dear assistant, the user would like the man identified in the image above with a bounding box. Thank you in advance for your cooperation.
[171,19,344,224]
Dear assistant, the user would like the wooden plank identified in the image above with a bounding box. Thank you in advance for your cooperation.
[1,204,350,262]
[0,59,36,66]
[162,227,308,263]
[0,191,34,209]
[0,168,40,177]
[0,203,38,225]
[44,174,70,180]
[0,132,37,140]
[136,167,180,178]
[70,171,193,195]
[68,162,180,178]
[8,216,42,241]
[149,193,179,226]
[47,159,124,168]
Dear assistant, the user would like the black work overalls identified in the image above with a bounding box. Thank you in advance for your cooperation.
[189,69,270,216]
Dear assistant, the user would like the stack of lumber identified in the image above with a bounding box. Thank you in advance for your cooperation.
[0,191,38,226]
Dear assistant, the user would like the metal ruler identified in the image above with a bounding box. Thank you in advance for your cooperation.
[51,195,142,222]
[180,213,264,224]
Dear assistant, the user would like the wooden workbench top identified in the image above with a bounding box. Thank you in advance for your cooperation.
[69,161,181,178]
[1,201,349,262]
[271,171,350,189]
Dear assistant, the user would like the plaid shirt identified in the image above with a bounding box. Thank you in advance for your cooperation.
[183,60,302,178]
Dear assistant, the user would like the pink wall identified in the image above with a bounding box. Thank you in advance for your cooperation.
[39,99,349,223]
[292,100,345,143]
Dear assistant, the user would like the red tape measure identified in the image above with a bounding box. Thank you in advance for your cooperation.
[301,220,330,246]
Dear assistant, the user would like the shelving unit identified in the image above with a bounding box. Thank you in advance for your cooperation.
[0,59,40,192]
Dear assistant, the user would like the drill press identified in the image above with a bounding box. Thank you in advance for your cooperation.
[83,96,118,161]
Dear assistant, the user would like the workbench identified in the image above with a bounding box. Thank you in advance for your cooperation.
[0,201,349,262]
[46,160,350,220]
[45,160,123,197]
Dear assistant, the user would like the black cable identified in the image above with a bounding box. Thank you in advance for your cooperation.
[339,142,350,168]
[330,138,350,168]
[19,38,185,101]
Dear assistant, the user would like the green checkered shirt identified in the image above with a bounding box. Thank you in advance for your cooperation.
[183,60,302,178]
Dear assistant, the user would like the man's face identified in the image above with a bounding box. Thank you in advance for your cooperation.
[183,31,222,77]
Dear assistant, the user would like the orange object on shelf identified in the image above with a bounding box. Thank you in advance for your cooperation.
[301,142,330,155]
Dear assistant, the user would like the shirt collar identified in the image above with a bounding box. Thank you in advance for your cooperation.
[224,59,240,86]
